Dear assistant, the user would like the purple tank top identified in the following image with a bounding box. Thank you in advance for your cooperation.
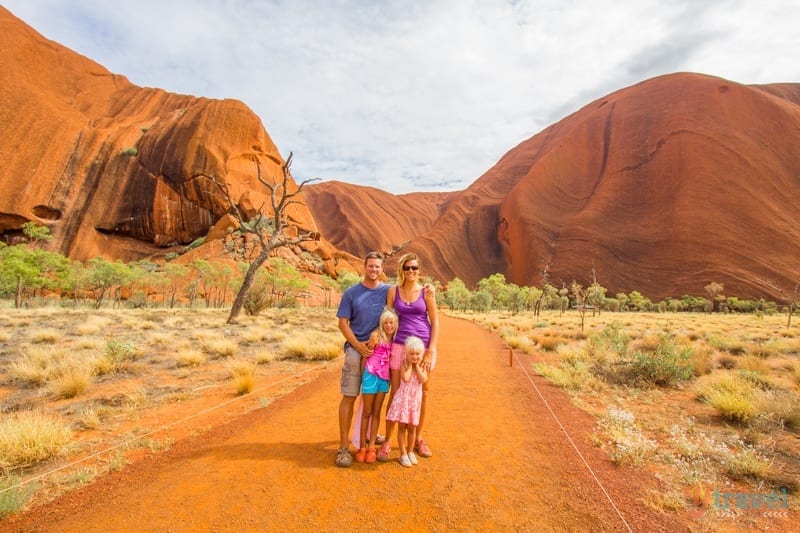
[393,286,431,346]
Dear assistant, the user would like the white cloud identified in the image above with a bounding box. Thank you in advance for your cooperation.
[4,0,799,193]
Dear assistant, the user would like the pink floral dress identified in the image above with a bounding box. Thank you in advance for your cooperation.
[386,372,423,426]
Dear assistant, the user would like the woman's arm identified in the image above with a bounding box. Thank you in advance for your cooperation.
[423,288,439,370]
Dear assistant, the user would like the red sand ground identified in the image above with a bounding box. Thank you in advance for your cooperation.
[6,316,695,532]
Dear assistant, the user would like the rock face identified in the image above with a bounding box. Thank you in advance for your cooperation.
[407,73,800,301]
[3,6,799,302]
[0,7,318,264]
[304,181,457,259]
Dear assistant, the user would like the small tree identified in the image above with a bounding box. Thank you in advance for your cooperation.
[208,153,319,323]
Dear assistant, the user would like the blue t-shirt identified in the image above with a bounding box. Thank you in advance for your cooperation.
[337,282,389,345]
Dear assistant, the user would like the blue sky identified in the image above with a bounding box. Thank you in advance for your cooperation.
[5,0,799,193]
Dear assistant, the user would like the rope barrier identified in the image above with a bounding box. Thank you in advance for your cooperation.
[1,361,335,496]
[509,347,634,533]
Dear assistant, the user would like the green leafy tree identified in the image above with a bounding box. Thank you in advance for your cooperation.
[87,257,133,309]
[163,263,190,308]
[336,270,362,294]
[477,273,508,310]
[443,277,471,312]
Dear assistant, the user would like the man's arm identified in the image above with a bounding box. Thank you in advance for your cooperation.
[338,317,370,357]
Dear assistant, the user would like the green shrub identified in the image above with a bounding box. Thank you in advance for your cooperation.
[121,146,138,156]
[626,334,693,387]
[0,475,36,518]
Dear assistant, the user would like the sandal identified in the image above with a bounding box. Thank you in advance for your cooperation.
[414,438,432,458]
[365,448,377,463]
[335,447,353,468]
[376,442,391,462]
[355,447,367,463]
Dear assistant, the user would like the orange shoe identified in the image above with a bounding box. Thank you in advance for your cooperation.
[365,448,377,463]
[355,448,367,463]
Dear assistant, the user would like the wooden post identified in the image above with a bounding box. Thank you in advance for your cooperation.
[509,347,513,367]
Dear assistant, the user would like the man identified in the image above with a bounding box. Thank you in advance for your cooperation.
[335,252,389,467]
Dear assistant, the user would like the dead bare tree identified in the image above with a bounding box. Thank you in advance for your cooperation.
[208,153,319,324]
[787,282,799,329]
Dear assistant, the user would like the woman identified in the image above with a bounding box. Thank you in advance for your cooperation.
[377,252,439,461]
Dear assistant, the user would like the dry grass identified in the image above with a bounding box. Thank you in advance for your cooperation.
[281,331,341,360]
[0,412,73,469]
[0,305,340,513]
[457,308,800,524]
[228,360,257,395]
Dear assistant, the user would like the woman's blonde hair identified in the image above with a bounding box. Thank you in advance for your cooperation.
[396,252,420,285]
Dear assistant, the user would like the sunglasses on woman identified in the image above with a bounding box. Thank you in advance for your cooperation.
[402,265,419,271]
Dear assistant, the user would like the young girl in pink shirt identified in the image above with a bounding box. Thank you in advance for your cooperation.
[355,308,397,463]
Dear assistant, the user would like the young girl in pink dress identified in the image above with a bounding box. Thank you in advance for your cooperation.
[385,336,428,467]
[354,308,397,463]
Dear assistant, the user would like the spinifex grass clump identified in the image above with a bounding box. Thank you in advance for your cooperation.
[0,412,72,469]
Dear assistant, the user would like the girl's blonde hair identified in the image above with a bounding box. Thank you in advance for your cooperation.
[404,335,425,355]
[376,308,399,343]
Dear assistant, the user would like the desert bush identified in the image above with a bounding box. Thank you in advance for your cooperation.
[255,351,277,364]
[586,322,630,361]
[0,412,72,469]
[239,326,270,345]
[9,346,74,387]
[0,475,36,519]
[724,442,771,480]
[594,407,657,466]
[695,373,761,422]
[104,340,141,364]
[736,355,770,374]
[503,334,531,351]
[49,366,92,399]
[28,329,61,344]
[625,334,693,387]
[201,338,238,359]
[534,334,567,352]
[229,360,256,395]
[281,333,340,361]
[534,358,603,391]
[78,407,102,430]
[688,343,716,376]
[175,349,206,367]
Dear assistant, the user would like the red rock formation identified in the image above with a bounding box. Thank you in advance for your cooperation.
[304,181,457,259]
[0,7,321,266]
[408,73,800,301]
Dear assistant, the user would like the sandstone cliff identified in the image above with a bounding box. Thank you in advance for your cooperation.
[304,181,457,260]
[0,7,339,272]
[405,73,800,301]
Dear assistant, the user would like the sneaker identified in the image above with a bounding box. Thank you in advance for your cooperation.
[376,442,391,462]
[375,434,386,445]
[408,451,418,465]
[414,438,432,458]
[399,454,413,468]
[355,448,367,463]
[335,447,353,468]
[365,448,377,464]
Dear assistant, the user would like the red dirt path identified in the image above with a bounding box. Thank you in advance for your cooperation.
[5,316,689,532]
